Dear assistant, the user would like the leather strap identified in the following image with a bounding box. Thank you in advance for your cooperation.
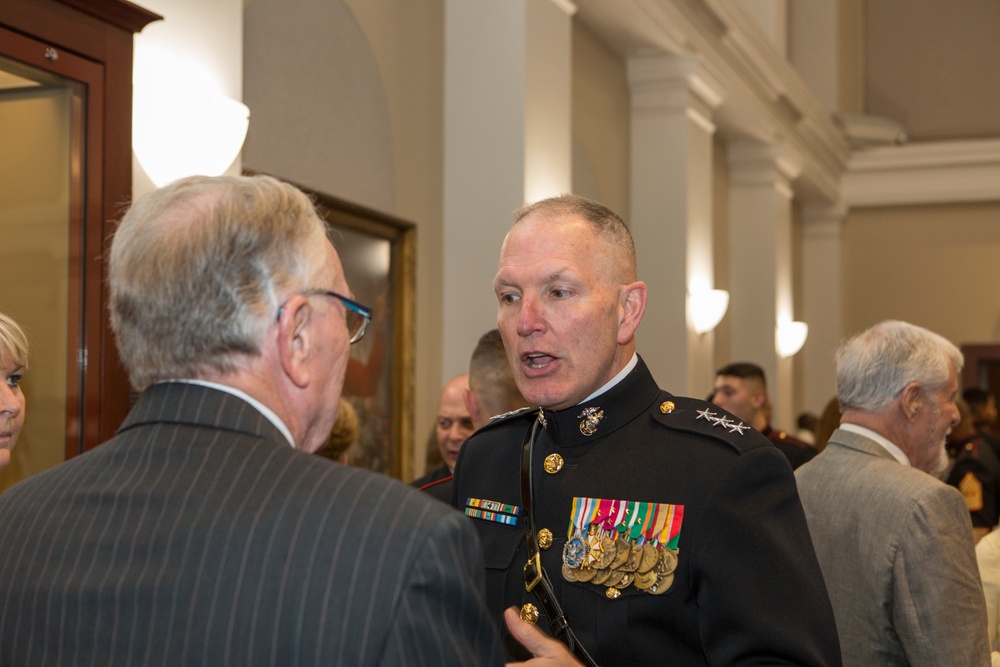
[520,415,600,667]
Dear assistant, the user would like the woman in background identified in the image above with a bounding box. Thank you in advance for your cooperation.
[0,312,27,471]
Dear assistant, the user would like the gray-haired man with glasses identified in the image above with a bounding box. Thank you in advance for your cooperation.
[0,174,531,666]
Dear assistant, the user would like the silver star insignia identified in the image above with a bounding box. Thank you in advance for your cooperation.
[717,416,734,429]
[728,421,748,435]
[696,408,717,422]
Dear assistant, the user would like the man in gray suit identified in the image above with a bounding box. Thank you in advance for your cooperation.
[796,320,989,666]
[0,175,568,666]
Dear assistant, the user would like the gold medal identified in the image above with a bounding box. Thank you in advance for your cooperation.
[638,543,659,574]
[615,571,635,588]
[633,569,658,590]
[595,536,616,569]
[657,548,678,575]
[620,544,643,573]
[610,537,631,569]
[592,565,616,586]
[647,572,674,595]
[543,453,564,474]
[575,566,597,583]
[561,563,579,582]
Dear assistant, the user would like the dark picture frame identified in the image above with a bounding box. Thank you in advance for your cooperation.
[250,173,416,481]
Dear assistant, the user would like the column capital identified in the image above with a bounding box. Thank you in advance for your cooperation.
[727,140,802,195]
[628,53,727,126]
[801,202,847,239]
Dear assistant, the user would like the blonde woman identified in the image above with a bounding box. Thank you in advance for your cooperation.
[0,312,28,471]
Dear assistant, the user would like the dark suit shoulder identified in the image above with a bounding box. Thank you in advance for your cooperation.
[651,395,772,455]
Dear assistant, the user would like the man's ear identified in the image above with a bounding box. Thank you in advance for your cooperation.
[617,281,648,344]
[276,295,312,389]
[900,382,923,422]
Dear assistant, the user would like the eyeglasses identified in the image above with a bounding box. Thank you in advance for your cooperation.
[277,289,372,344]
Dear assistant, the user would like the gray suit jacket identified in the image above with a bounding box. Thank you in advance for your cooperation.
[0,382,500,666]
[796,427,989,666]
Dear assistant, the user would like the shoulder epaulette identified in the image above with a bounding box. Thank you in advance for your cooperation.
[650,395,770,455]
[471,406,536,435]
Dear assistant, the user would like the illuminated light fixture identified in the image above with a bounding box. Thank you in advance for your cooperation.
[688,288,729,334]
[776,320,809,357]
[132,45,250,187]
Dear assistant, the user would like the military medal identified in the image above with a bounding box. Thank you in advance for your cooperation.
[561,495,685,596]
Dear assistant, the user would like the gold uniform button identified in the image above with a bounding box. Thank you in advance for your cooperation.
[543,453,564,474]
[605,586,621,599]
[520,603,539,624]
[660,401,675,414]
[537,528,553,550]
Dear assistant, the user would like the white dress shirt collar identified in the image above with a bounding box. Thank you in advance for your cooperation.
[839,422,910,466]
[166,379,296,448]
[580,353,639,405]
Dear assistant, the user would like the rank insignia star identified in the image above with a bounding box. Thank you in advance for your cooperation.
[728,421,748,435]
[717,416,734,430]
[696,408,717,422]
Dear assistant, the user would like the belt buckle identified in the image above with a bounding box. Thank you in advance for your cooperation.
[524,552,542,592]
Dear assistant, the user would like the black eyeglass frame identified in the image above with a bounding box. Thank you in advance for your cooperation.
[276,289,373,344]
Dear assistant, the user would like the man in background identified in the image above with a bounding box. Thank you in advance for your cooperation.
[411,373,475,500]
[0,175,507,665]
[464,328,528,429]
[946,396,1000,542]
[712,361,816,468]
[965,387,1000,439]
[415,331,527,501]
[796,320,988,665]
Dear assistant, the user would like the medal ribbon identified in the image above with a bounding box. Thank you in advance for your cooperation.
[659,504,685,549]
[628,502,650,541]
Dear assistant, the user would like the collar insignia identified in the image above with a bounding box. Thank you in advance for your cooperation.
[578,406,604,436]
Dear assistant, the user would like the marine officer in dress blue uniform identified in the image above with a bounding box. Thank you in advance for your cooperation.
[451,195,841,666]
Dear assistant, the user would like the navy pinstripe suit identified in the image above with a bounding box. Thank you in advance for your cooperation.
[0,382,500,666]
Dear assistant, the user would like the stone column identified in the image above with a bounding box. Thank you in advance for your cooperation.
[801,203,846,414]
[628,54,725,397]
[727,141,802,429]
[442,0,575,378]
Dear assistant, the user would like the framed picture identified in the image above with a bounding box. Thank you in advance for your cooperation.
[255,174,416,481]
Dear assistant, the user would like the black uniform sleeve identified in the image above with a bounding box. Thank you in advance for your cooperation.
[692,445,842,665]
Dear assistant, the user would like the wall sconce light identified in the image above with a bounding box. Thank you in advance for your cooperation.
[776,320,809,357]
[689,288,729,334]
[133,46,250,187]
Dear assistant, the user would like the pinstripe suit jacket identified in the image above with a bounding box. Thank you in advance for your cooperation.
[795,427,989,666]
[0,382,501,666]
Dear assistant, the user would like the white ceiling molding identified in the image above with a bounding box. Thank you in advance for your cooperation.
[843,139,1000,207]
[574,0,851,205]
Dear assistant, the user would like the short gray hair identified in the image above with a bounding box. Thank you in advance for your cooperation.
[513,194,637,282]
[836,320,963,412]
[0,312,28,369]
[110,174,328,391]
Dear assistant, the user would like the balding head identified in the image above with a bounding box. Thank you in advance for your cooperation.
[435,374,474,471]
